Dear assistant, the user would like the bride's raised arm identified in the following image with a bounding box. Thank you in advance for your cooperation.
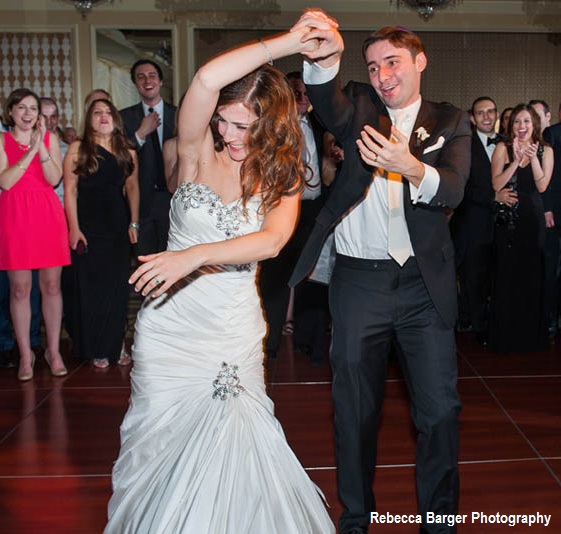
[130,24,328,297]
[177,28,315,174]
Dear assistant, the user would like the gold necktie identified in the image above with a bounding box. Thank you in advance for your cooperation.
[387,113,410,266]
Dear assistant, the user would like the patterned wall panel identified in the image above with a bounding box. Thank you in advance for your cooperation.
[0,32,74,128]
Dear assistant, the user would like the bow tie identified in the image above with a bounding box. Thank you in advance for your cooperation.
[487,136,499,146]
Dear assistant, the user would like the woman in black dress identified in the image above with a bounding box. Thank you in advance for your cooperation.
[489,103,553,352]
[63,99,139,367]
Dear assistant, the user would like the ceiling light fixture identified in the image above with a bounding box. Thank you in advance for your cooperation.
[61,0,114,19]
[392,0,462,21]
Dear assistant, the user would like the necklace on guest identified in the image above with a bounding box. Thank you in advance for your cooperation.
[12,134,30,152]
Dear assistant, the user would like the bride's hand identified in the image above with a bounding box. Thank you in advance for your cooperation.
[290,9,342,62]
[129,249,201,298]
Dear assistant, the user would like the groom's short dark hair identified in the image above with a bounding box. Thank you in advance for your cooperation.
[362,26,425,61]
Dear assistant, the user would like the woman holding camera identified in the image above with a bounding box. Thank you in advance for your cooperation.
[63,98,139,368]
[489,103,553,352]
[0,88,70,381]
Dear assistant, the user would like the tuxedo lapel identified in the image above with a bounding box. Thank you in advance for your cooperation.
[134,102,144,130]
[378,112,392,141]
[474,134,490,163]
[402,101,436,207]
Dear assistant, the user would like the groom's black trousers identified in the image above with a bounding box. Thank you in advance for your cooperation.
[329,254,461,534]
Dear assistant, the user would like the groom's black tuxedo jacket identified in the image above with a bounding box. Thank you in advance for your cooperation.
[289,77,472,328]
[120,101,177,218]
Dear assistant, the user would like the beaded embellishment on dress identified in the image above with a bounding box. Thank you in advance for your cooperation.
[175,182,254,272]
[175,182,249,238]
[212,361,244,400]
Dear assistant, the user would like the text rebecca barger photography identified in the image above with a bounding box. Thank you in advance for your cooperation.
[370,512,552,528]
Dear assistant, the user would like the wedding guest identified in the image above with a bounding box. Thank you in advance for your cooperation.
[450,96,505,344]
[63,126,77,145]
[85,89,111,109]
[542,110,561,338]
[162,93,186,193]
[120,60,176,255]
[0,88,70,381]
[61,92,114,341]
[489,103,553,352]
[40,96,67,204]
[499,106,513,135]
[259,70,326,360]
[63,99,139,368]
[530,99,558,337]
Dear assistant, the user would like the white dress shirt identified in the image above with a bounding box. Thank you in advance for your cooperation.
[300,114,322,201]
[303,59,441,260]
[477,130,498,162]
[135,99,164,148]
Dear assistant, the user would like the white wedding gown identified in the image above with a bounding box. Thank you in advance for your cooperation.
[105,182,335,534]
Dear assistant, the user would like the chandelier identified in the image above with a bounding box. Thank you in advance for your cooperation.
[392,0,462,21]
[60,0,114,19]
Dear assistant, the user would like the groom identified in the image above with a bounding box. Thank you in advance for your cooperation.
[290,11,471,534]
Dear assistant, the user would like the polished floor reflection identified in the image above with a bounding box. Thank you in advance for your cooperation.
[0,330,560,533]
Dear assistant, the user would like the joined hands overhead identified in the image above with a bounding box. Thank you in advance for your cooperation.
[290,8,343,65]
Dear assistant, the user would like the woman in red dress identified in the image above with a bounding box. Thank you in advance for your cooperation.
[0,88,70,381]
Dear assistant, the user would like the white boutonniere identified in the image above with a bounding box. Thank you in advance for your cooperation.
[415,126,430,142]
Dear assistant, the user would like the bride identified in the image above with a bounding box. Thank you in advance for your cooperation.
[103,26,335,534]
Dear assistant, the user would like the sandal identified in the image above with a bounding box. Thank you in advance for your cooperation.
[93,358,109,369]
[117,348,132,367]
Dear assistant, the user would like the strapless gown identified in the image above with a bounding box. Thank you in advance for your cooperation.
[105,182,335,534]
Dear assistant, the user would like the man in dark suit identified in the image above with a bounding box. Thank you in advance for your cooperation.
[450,97,510,343]
[542,113,561,337]
[290,11,471,534]
[120,59,176,256]
[259,70,326,360]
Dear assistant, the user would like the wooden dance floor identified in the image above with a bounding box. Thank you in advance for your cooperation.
[1,328,560,533]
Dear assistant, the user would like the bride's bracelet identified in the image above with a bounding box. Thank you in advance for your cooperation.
[258,39,273,66]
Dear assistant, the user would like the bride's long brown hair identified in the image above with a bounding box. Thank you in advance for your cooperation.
[211,65,305,214]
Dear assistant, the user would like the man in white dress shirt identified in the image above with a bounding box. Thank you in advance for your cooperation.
[451,97,510,344]
[120,59,176,255]
[290,12,471,533]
